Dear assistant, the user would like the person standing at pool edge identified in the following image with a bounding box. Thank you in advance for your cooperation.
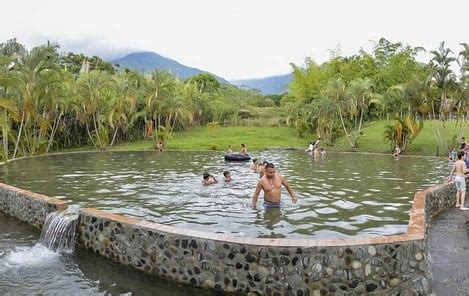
[252,163,298,208]
[448,151,468,210]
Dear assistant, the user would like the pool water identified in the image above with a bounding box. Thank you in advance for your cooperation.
[0,151,451,239]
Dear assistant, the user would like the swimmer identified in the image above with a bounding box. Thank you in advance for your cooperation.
[252,163,298,209]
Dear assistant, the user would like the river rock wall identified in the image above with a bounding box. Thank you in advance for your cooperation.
[1,175,467,294]
[0,183,67,229]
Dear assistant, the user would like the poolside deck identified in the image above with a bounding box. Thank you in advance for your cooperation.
[428,208,469,295]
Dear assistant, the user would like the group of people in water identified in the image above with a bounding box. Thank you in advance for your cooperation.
[202,143,247,185]
[202,171,232,185]
[202,143,298,209]
[187,134,469,211]
[448,136,469,210]
[305,138,326,158]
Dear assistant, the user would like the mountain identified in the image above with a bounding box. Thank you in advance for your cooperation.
[230,73,292,95]
[111,52,229,84]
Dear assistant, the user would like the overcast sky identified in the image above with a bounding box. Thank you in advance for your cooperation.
[1,0,467,80]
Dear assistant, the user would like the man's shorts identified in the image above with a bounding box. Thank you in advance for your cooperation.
[455,176,466,192]
[263,200,281,209]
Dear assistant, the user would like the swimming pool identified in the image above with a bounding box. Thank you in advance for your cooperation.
[0,150,450,239]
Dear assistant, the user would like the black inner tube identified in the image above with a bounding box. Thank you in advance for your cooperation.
[224,153,251,161]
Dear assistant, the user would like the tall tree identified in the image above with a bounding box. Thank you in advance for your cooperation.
[430,42,456,118]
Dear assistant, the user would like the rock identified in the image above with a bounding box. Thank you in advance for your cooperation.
[365,264,371,276]
[258,266,269,278]
[311,263,322,274]
[389,278,401,287]
[366,282,378,292]
[414,252,423,261]
[368,246,377,256]
[352,260,362,269]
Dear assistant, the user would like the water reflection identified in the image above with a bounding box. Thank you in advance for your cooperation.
[0,151,452,239]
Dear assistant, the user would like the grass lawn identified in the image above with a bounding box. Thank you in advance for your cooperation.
[111,126,313,151]
[332,120,469,156]
[72,120,468,156]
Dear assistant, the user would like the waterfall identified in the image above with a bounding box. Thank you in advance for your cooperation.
[39,205,79,252]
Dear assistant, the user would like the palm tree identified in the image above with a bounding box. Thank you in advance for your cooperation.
[430,42,456,119]
[0,55,21,161]
[76,70,112,150]
[11,44,59,157]
[107,72,138,147]
[44,69,79,153]
[142,70,177,140]
[323,78,354,148]
[458,43,469,88]
[347,77,378,133]
[383,116,423,152]
[457,43,469,119]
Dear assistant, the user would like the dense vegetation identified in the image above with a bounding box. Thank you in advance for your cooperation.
[283,39,468,152]
[0,39,272,161]
[0,38,467,161]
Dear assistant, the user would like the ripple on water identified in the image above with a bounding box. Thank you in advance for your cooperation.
[332,200,360,210]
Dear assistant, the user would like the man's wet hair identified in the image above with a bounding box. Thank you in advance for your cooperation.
[203,172,210,179]
[252,158,257,163]
[223,171,230,177]
[265,162,275,169]
[457,151,465,160]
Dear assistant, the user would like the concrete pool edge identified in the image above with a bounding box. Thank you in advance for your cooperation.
[0,153,462,294]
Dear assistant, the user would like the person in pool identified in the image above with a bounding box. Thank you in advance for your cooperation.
[202,172,218,185]
[449,147,457,161]
[223,171,233,182]
[250,158,258,171]
[155,141,164,152]
[252,163,298,209]
[240,143,248,155]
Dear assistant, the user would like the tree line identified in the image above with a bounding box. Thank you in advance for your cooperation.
[0,38,467,161]
[0,39,270,161]
[283,38,468,151]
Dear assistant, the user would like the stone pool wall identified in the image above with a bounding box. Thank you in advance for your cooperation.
[0,183,67,229]
[0,176,467,294]
[78,207,429,295]
[424,182,458,221]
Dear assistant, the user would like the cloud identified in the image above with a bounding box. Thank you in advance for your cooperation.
[0,0,467,79]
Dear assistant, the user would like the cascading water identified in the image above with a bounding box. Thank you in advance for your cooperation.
[38,205,80,252]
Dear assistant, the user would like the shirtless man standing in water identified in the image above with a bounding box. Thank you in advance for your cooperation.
[448,151,468,210]
[252,163,298,208]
